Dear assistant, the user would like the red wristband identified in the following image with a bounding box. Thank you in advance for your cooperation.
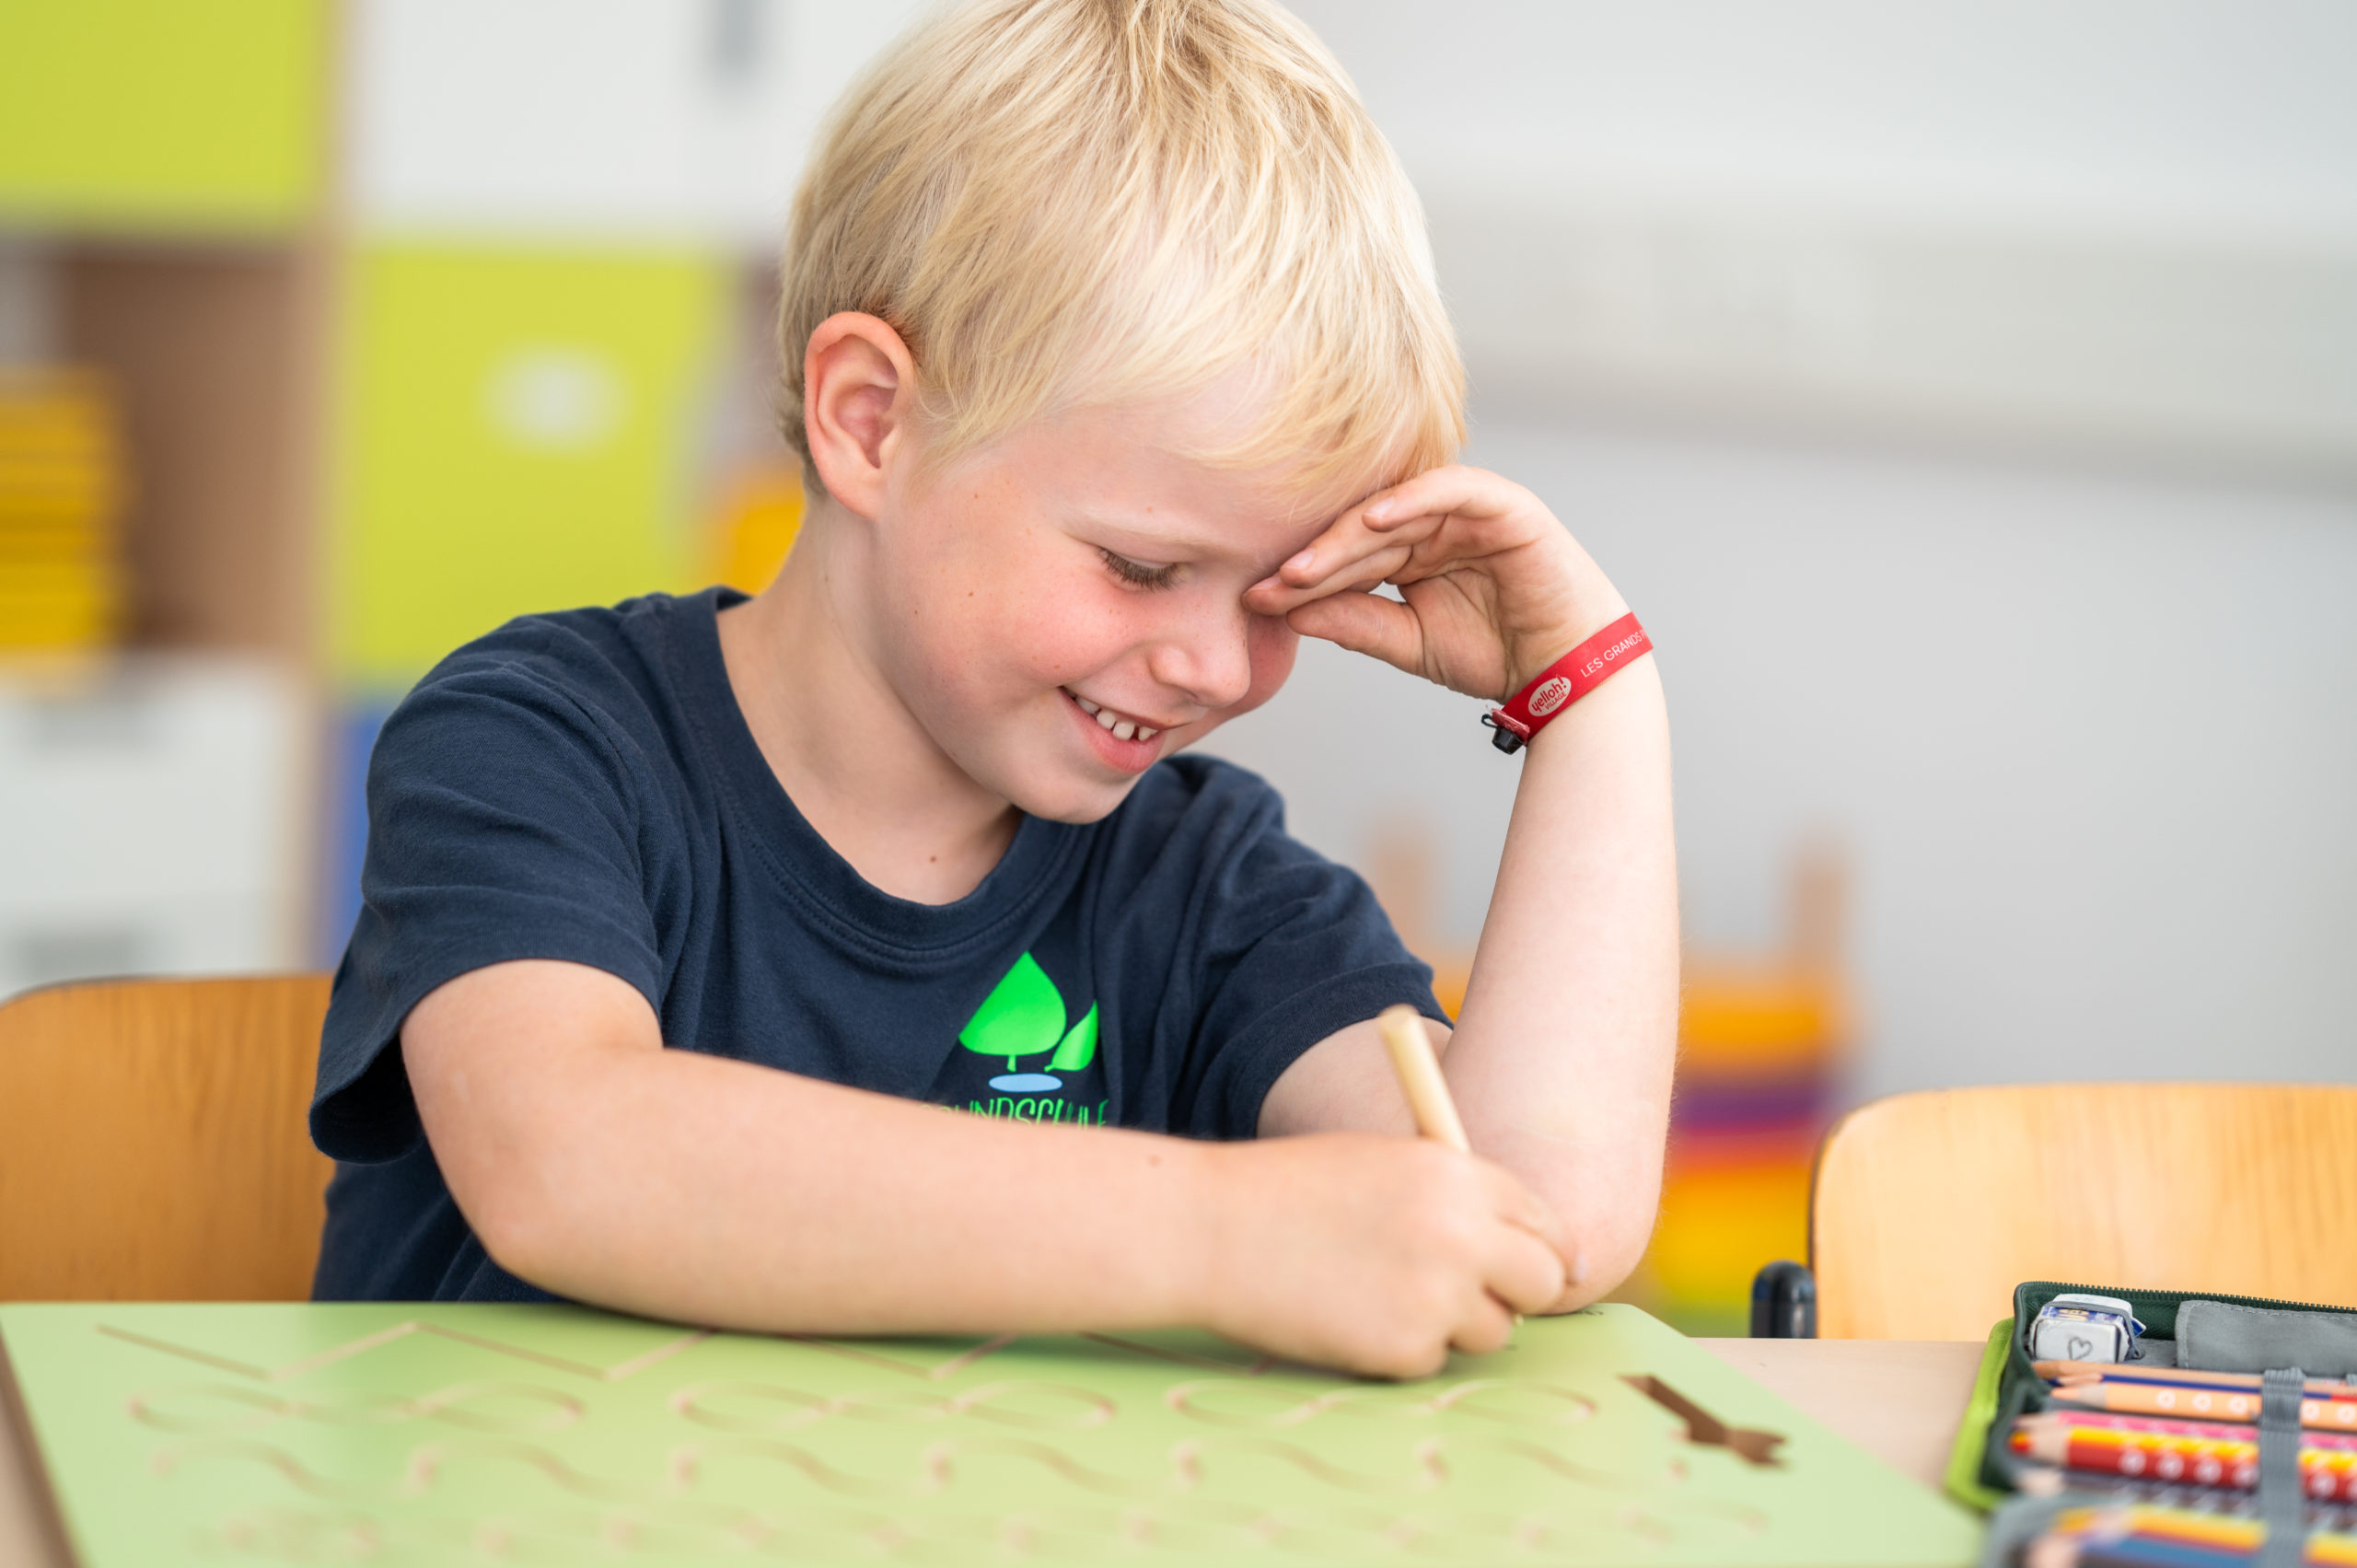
[1482,612,1652,754]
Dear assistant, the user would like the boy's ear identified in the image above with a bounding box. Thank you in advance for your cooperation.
[803,312,918,520]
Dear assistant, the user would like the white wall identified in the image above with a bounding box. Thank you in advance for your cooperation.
[1285,0,2357,237]
[348,0,930,247]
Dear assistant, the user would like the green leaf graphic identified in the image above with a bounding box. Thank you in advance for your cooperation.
[1047,1004,1099,1074]
[958,953,1064,1071]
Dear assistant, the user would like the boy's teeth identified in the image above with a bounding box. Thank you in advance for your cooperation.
[1074,691,1160,742]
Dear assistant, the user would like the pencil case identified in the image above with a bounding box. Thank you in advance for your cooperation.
[1948,1280,2357,1564]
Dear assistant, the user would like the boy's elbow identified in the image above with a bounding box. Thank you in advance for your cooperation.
[1537,1175,1664,1313]
[1563,1214,1657,1310]
[423,1100,591,1292]
[461,1166,575,1288]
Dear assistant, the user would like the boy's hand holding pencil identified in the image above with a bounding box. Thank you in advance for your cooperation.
[1192,1007,1568,1380]
[1196,1126,1568,1380]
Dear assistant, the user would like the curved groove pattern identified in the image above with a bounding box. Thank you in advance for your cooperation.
[669,1378,1115,1434]
[1165,1378,1596,1430]
[130,1379,585,1436]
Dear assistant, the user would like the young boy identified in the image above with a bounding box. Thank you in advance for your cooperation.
[309,0,1676,1380]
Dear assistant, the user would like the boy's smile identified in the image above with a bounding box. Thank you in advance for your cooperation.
[1060,687,1169,773]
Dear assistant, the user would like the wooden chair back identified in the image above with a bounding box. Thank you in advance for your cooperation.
[1812,1083,2357,1340]
[0,974,332,1301]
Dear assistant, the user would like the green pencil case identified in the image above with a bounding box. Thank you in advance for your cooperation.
[1944,1279,2357,1512]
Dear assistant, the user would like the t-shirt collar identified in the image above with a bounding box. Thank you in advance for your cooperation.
[666,587,1079,963]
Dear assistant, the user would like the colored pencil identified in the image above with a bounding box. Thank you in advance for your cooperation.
[2026,1502,2357,1568]
[2039,1362,2357,1400]
[2014,1411,2357,1499]
[2045,1408,2357,1455]
[1376,1004,1469,1154]
[2052,1381,2357,1433]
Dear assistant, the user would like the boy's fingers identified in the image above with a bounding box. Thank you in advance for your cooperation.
[1362,466,1525,531]
[1488,1170,1590,1300]
[1484,1225,1570,1317]
[1449,1294,1521,1358]
[1248,540,1417,613]
[1265,463,1544,586]
[1472,1163,1588,1291]
[1476,1159,1563,1240]
[1274,502,1536,607]
[1274,516,1430,592]
[1280,591,1425,674]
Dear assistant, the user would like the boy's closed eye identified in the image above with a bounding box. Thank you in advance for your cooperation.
[1097,547,1182,591]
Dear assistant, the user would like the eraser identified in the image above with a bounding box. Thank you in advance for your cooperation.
[2029,1294,2144,1365]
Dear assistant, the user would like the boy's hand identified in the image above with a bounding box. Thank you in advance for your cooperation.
[1245,466,1625,700]
[1196,1132,1569,1379]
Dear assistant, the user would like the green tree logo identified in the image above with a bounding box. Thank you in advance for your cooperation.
[958,952,1098,1094]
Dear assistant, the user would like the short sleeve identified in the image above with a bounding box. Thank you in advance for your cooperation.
[1168,769,1446,1138]
[310,656,667,1163]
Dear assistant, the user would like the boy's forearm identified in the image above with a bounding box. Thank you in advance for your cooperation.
[1444,655,1678,1299]
[479,1043,1220,1335]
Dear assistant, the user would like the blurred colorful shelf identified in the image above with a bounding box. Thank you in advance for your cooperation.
[0,368,126,655]
[1632,958,1851,1333]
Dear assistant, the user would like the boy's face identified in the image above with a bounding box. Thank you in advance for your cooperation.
[862,390,1375,824]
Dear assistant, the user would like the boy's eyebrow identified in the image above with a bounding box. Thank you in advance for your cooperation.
[1070,509,1219,553]
[1070,506,1309,562]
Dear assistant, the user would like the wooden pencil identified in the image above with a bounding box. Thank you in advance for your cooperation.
[1376,1004,1470,1153]
[2038,1361,2357,1399]
[2051,1380,2357,1433]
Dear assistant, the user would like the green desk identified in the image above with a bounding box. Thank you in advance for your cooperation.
[1,1303,1982,1566]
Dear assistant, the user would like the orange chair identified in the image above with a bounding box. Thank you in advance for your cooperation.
[0,975,332,1300]
[1805,1083,2357,1339]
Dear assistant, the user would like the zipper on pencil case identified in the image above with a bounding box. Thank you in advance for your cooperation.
[2022,1282,2357,1318]
[2048,1368,2357,1397]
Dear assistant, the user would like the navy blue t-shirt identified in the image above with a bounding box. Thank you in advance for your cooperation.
[310,588,1442,1302]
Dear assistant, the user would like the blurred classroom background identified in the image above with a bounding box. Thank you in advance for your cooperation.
[2,0,2351,1332]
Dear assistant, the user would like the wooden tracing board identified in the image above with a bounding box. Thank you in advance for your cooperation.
[0,1302,1980,1566]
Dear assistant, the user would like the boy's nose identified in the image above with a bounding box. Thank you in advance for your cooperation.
[1145,599,1254,712]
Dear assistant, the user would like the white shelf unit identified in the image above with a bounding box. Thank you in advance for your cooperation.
[0,658,314,999]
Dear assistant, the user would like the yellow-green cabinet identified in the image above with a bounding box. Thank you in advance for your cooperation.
[0,0,323,230]
[331,245,732,690]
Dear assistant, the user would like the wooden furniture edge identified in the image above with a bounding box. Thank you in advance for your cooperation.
[0,1323,80,1568]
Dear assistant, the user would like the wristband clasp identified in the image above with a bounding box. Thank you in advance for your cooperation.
[1480,712,1528,754]
[1480,612,1650,758]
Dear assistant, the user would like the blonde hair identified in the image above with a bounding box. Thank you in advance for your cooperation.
[776,0,1464,498]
